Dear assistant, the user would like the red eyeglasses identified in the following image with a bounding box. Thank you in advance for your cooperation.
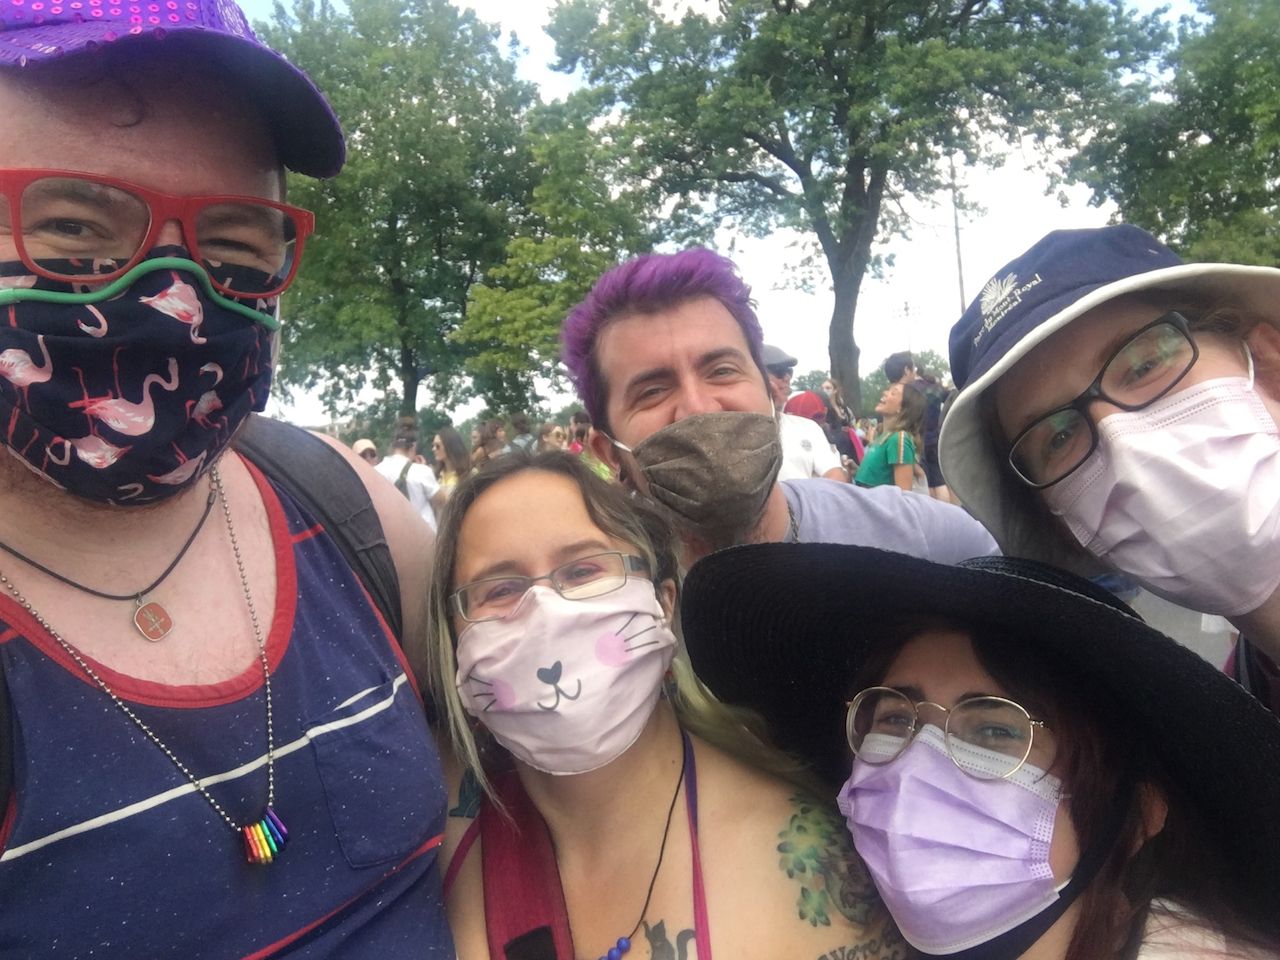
[0,168,315,299]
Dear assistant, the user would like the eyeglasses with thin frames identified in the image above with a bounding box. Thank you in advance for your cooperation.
[452,551,651,623]
[846,686,1056,781]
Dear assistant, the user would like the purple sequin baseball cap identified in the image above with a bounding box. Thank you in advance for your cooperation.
[0,0,345,178]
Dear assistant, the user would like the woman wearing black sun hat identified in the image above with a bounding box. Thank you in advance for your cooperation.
[680,542,1280,960]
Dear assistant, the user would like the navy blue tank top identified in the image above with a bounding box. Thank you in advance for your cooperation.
[0,457,454,958]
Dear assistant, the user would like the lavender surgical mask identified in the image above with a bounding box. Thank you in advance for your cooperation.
[838,726,1070,956]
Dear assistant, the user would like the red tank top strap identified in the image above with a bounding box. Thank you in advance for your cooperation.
[442,817,480,899]
[682,730,713,960]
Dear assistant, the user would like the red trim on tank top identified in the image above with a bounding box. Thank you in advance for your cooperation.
[290,523,325,544]
[0,628,17,645]
[0,785,17,852]
[349,573,422,701]
[238,832,444,960]
[0,454,297,708]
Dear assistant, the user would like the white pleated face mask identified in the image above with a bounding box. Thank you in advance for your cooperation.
[1044,351,1280,616]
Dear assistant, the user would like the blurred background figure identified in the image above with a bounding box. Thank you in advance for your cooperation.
[767,345,845,481]
[567,410,592,454]
[376,430,446,531]
[821,377,854,426]
[912,370,952,503]
[857,381,926,492]
[509,413,536,452]
[431,426,472,493]
[783,390,853,481]
[352,437,380,466]
[537,421,567,452]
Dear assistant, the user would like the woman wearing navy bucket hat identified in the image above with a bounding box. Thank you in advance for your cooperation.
[680,542,1280,960]
[937,225,1280,710]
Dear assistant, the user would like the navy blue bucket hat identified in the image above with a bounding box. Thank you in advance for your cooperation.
[938,225,1280,568]
[0,0,345,178]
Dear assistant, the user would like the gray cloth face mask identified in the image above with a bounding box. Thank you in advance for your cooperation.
[612,412,783,550]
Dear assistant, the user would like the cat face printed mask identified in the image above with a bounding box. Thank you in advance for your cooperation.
[454,579,677,775]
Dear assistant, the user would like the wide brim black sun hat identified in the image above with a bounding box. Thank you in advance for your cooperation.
[680,542,1280,899]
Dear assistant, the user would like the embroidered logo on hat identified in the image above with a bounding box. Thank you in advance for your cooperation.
[974,272,1043,347]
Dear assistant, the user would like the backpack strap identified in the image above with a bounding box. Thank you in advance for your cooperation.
[480,769,575,960]
[233,415,404,641]
[0,660,10,819]
[395,459,413,498]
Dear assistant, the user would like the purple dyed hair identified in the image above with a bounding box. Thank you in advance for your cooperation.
[560,247,766,431]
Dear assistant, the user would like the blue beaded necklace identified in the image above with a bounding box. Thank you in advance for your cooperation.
[591,739,688,960]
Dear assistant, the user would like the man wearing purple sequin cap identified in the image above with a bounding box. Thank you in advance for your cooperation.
[0,3,454,956]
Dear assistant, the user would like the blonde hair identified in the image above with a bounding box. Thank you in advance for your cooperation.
[420,450,821,800]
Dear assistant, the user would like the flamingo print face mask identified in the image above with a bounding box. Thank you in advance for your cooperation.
[454,579,677,775]
[0,248,275,504]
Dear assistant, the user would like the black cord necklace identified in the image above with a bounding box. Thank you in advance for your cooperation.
[589,740,688,960]
[0,482,217,641]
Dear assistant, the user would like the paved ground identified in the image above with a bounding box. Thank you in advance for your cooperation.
[1129,590,1236,668]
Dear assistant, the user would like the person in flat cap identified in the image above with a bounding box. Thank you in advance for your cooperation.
[0,3,451,955]
[762,344,846,481]
[681,542,1280,960]
[938,225,1280,712]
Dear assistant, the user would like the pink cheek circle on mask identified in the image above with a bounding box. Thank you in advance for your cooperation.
[471,675,517,711]
[595,630,634,667]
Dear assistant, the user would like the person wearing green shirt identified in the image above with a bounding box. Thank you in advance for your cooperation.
[856,381,927,492]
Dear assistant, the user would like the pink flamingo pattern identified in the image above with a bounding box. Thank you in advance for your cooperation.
[47,434,131,470]
[147,447,207,486]
[69,356,180,437]
[141,273,206,344]
[76,306,109,338]
[185,362,225,430]
[0,334,53,409]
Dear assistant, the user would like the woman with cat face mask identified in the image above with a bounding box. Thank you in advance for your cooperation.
[420,451,901,960]
[938,225,1280,710]
[681,543,1280,960]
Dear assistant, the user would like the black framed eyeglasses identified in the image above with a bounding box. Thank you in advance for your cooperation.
[451,552,651,623]
[1007,311,1199,489]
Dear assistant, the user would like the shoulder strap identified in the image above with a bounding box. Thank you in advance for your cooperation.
[0,658,10,814]
[233,415,404,641]
[395,459,413,497]
[480,770,575,960]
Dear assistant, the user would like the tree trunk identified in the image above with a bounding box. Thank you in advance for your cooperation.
[828,259,866,416]
[398,336,418,418]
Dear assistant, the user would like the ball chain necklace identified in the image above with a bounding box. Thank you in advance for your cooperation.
[0,464,288,864]
[0,483,218,641]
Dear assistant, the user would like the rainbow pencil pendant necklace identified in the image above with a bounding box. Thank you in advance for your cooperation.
[243,807,289,864]
[0,465,288,865]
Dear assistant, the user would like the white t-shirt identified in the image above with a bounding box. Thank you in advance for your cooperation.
[777,413,842,481]
[375,452,441,531]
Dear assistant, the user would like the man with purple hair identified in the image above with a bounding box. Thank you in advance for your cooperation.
[562,247,997,564]
[0,2,452,955]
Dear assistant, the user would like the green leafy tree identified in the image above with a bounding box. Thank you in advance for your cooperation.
[261,0,536,418]
[457,90,683,408]
[1074,0,1280,264]
[792,369,831,393]
[547,0,1167,410]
